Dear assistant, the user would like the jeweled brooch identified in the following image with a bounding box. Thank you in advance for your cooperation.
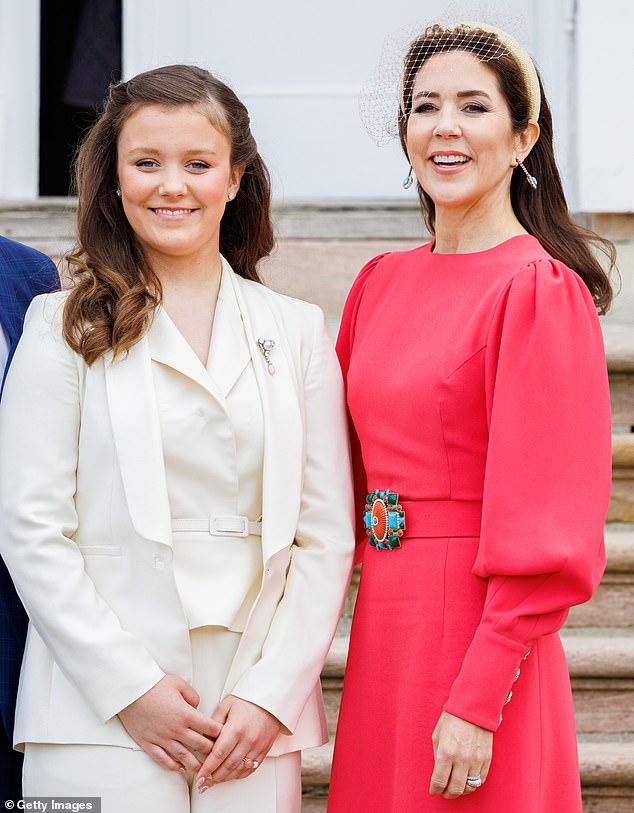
[257,338,276,375]
[364,489,406,551]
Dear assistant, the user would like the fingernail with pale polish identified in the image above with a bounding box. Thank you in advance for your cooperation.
[199,785,209,795]
[196,777,206,789]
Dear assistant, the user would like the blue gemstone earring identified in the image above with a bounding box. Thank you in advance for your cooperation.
[516,156,537,190]
[402,166,414,190]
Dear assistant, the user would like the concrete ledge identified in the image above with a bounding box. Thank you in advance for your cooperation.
[321,637,348,679]
[604,528,634,572]
[302,742,332,789]
[613,435,634,468]
[300,741,634,793]
[563,635,634,678]
[604,324,634,372]
[580,741,634,787]
[324,633,634,681]
[590,213,634,243]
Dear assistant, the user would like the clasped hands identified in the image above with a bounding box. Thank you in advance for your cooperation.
[118,674,281,791]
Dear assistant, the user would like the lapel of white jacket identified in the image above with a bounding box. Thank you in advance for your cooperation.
[226,262,303,562]
[104,336,172,548]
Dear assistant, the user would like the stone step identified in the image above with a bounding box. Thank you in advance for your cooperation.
[603,324,634,426]
[1,199,633,322]
[611,436,634,522]
[12,202,632,431]
[336,529,634,635]
[565,633,634,734]
[568,526,634,628]
[300,741,634,813]
[320,632,634,739]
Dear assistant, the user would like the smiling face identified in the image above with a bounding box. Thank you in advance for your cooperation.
[116,103,241,273]
[405,50,526,218]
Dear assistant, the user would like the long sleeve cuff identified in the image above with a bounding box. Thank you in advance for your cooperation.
[443,625,530,732]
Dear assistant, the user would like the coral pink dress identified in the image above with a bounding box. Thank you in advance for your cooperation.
[328,236,612,812]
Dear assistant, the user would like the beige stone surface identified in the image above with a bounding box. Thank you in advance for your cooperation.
[567,576,634,628]
[580,742,634,786]
[260,239,420,321]
[573,686,634,733]
[603,242,634,327]
[604,528,634,572]
[613,435,634,467]
[564,636,634,678]
[301,742,332,787]
[591,213,634,242]
[608,481,634,524]
[610,375,634,426]
[301,797,327,813]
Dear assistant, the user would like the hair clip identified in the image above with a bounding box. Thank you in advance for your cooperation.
[257,338,276,375]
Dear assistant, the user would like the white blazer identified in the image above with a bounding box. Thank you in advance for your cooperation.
[0,261,355,753]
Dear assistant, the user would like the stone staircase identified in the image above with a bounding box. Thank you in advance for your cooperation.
[1,200,632,812]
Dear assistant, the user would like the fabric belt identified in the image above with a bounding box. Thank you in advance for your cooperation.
[399,500,482,539]
[171,515,262,538]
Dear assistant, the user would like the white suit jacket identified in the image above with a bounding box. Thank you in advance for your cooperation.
[0,261,355,752]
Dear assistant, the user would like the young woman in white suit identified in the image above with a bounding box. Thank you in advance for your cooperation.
[0,65,354,811]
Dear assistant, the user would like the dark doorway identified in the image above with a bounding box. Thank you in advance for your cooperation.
[39,0,122,196]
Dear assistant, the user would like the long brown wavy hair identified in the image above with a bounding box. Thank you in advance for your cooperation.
[398,25,615,313]
[63,64,275,365]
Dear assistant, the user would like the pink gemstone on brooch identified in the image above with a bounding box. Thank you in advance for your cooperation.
[257,338,276,375]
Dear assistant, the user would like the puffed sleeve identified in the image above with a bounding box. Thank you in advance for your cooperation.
[443,259,612,732]
[336,254,389,564]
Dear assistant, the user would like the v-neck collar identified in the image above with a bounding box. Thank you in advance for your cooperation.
[147,260,251,399]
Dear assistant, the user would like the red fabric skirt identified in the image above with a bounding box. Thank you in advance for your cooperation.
[328,513,582,812]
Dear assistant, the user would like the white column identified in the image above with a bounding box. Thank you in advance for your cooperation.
[0,0,40,198]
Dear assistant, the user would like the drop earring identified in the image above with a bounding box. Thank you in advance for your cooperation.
[516,156,537,190]
[402,166,414,190]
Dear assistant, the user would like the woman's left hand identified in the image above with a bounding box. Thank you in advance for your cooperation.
[429,711,493,798]
[195,695,282,792]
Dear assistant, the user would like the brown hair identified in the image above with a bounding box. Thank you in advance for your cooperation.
[398,25,615,313]
[63,64,274,364]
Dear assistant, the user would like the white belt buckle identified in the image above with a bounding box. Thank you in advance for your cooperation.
[209,515,249,537]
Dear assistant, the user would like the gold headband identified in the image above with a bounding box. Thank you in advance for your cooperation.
[466,22,541,121]
[400,21,541,122]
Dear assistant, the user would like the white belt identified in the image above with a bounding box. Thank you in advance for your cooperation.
[171,515,262,538]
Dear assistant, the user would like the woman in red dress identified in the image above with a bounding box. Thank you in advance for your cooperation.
[328,23,614,812]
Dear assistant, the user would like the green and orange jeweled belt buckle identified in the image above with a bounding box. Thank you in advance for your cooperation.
[364,489,406,551]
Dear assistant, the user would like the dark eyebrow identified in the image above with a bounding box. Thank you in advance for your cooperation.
[412,90,493,102]
[457,90,492,101]
[125,147,219,157]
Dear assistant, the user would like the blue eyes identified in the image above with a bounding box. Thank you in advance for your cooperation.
[133,160,211,170]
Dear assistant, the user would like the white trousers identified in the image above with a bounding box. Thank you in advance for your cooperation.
[23,627,302,812]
